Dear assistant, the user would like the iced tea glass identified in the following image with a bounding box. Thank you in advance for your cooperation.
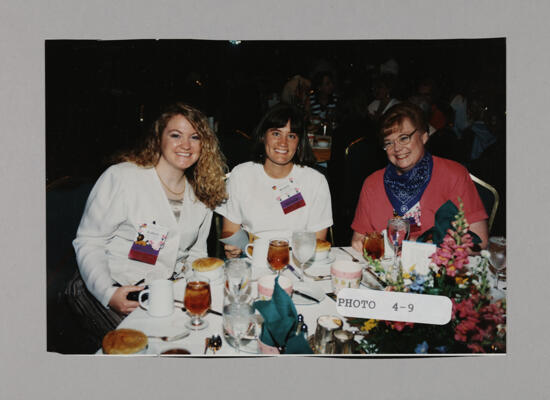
[363,232,385,260]
[184,274,211,330]
[267,238,290,275]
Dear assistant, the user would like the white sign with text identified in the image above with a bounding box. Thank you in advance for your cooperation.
[336,288,452,325]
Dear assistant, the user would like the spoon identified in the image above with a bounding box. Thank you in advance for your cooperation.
[339,247,361,262]
[303,270,331,281]
[147,331,190,342]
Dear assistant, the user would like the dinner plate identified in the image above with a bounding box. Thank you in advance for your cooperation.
[307,252,336,266]
[292,282,325,305]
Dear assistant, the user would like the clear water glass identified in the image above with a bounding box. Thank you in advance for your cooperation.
[291,231,316,281]
[224,258,252,304]
[223,303,254,353]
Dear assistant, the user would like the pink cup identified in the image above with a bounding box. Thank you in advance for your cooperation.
[258,339,280,354]
[257,275,293,300]
[330,260,363,294]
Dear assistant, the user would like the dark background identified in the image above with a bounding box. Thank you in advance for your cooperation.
[46,39,505,180]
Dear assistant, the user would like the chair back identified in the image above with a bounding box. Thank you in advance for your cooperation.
[469,173,499,234]
[47,176,94,296]
[218,129,253,170]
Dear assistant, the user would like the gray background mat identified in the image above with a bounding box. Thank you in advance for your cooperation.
[1,0,548,399]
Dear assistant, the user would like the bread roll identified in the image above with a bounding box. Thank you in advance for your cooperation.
[315,239,331,252]
[192,257,224,272]
[102,329,148,355]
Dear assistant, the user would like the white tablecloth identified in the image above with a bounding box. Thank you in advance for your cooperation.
[98,247,367,356]
[98,247,505,355]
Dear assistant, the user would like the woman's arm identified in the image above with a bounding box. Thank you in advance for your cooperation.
[316,228,328,241]
[73,166,132,311]
[469,220,489,249]
[351,231,366,253]
[222,217,243,258]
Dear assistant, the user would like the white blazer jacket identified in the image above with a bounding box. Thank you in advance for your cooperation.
[73,162,212,307]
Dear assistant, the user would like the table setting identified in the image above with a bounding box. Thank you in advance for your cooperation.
[98,203,506,356]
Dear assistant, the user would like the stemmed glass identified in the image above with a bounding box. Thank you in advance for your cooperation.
[291,231,316,281]
[267,238,290,276]
[222,302,255,354]
[386,218,410,283]
[488,236,506,289]
[224,258,252,305]
[183,273,211,330]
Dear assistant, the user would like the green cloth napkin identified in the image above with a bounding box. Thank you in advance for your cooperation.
[417,200,481,245]
[253,276,314,354]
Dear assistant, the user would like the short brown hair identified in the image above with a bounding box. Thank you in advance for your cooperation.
[379,101,427,142]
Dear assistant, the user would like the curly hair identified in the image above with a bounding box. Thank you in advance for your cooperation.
[115,102,228,209]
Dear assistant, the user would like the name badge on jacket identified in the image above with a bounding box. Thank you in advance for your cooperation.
[128,222,168,265]
[273,177,306,215]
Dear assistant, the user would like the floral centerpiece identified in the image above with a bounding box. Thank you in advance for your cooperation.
[350,199,506,354]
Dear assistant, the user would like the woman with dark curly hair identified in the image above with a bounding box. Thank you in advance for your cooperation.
[72,102,227,323]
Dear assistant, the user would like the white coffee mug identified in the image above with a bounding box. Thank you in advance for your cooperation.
[139,279,174,317]
[244,238,270,268]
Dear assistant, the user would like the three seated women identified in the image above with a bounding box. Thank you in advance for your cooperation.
[72,101,488,337]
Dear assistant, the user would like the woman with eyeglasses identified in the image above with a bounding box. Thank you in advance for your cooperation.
[351,102,488,252]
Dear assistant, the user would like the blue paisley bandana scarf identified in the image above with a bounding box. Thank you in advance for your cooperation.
[383,152,433,216]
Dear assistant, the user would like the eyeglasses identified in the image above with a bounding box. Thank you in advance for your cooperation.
[382,129,418,151]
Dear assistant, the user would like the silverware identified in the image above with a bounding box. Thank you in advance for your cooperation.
[147,331,190,342]
[286,264,304,281]
[204,337,210,354]
[325,292,337,302]
[338,247,361,262]
[293,289,320,303]
[303,270,331,281]
[363,267,386,287]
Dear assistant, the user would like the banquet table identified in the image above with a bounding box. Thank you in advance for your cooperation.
[98,247,370,356]
[98,247,505,356]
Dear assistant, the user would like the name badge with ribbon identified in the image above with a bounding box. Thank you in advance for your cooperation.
[128,222,168,265]
[273,177,306,215]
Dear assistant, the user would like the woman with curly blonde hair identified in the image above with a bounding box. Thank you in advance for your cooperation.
[71,102,227,333]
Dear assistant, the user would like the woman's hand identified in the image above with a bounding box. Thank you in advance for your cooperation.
[351,231,366,253]
[222,217,244,258]
[108,285,143,316]
[224,244,242,259]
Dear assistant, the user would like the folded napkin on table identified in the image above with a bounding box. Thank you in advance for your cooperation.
[253,276,313,354]
[417,200,481,246]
